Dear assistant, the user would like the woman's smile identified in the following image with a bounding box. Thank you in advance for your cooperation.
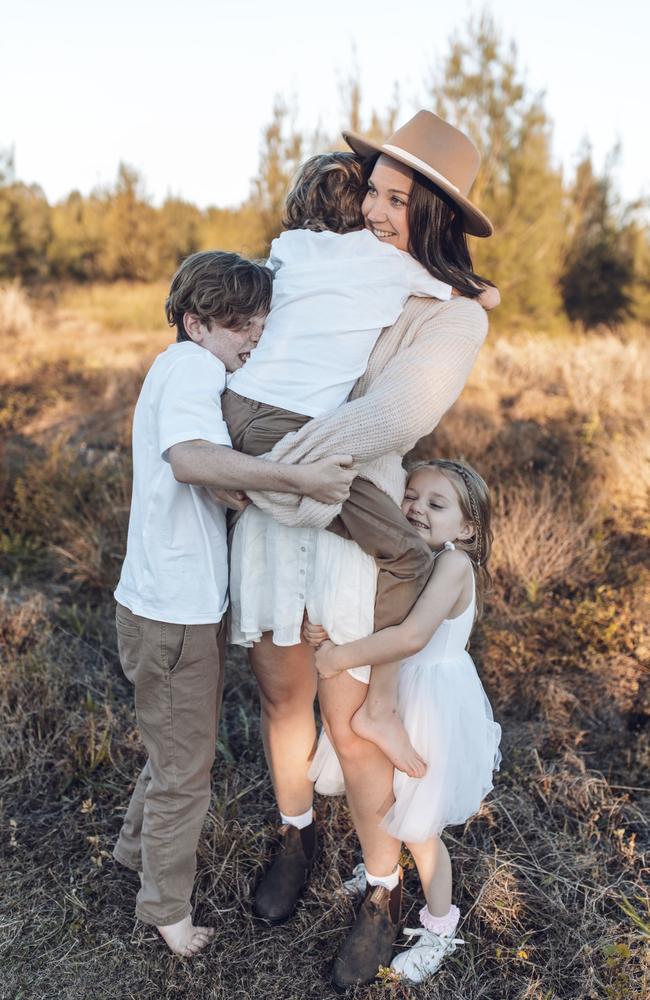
[368,224,398,239]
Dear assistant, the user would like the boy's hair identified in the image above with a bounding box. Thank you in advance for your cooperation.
[408,458,493,619]
[165,251,273,343]
[283,152,367,235]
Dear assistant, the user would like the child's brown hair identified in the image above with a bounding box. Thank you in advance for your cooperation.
[283,152,366,235]
[165,250,273,343]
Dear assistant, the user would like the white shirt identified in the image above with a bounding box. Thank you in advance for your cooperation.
[115,342,232,625]
[228,229,451,418]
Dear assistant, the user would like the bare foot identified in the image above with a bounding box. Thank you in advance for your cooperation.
[351,702,427,778]
[157,915,216,958]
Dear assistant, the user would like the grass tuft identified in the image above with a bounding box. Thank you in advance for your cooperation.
[1,296,648,998]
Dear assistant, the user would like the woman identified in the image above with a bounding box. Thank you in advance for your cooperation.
[229,110,494,988]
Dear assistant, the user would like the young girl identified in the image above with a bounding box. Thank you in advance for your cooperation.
[303,459,501,983]
[222,152,500,780]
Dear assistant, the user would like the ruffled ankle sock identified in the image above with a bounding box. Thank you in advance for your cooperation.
[419,903,460,936]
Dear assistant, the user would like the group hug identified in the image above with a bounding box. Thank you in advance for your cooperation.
[111,110,502,989]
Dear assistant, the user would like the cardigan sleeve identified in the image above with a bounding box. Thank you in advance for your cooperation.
[247,297,488,528]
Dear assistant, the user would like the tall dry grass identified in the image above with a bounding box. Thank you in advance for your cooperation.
[1,286,648,999]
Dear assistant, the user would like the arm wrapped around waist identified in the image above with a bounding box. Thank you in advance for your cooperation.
[246,298,488,528]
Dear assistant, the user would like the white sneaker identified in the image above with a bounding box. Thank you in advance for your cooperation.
[390,926,465,983]
[341,862,367,896]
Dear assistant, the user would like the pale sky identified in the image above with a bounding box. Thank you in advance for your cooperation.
[2,0,648,209]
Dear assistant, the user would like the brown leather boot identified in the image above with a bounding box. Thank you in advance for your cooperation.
[252,820,318,924]
[331,873,402,991]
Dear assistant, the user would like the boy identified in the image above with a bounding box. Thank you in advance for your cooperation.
[112,251,354,957]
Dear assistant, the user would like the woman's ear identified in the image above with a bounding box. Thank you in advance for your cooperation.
[183,312,204,344]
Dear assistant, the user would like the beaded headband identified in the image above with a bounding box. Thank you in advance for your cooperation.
[448,463,483,566]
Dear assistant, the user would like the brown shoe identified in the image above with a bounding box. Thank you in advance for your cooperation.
[252,820,318,924]
[331,872,402,991]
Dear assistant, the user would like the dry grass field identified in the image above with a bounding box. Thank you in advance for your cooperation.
[1,283,648,1000]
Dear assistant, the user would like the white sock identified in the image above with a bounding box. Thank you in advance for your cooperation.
[365,865,400,892]
[280,806,313,830]
[420,903,460,935]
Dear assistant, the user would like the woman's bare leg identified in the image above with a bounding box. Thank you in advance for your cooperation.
[249,632,317,816]
[351,662,427,778]
[405,837,452,917]
[318,671,401,876]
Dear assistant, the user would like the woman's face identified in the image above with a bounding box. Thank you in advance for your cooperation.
[361,154,413,253]
[401,467,472,550]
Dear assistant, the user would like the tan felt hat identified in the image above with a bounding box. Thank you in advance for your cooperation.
[342,110,493,238]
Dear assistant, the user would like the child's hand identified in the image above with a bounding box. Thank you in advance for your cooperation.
[452,283,501,311]
[314,640,344,680]
[209,488,251,511]
[302,617,330,648]
[476,283,501,311]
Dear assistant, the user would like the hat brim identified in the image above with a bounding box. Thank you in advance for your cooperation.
[342,129,493,238]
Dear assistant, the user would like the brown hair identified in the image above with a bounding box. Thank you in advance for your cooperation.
[283,152,366,235]
[165,251,273,343]
[366,154,495,298]
[407,458,493,619]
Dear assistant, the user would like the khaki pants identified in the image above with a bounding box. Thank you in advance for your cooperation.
[221,389,433,629]
[112,603,225,926]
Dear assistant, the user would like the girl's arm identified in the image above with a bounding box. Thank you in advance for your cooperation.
[315,550,471,676]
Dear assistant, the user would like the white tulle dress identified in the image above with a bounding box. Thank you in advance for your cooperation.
[309,545,501,842]
[229,508,501,844]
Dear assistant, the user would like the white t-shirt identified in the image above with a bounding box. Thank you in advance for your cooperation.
[114,342,232,625]
[228,229,452,418]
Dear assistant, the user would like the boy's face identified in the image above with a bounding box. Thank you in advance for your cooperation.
[184,312,267,371]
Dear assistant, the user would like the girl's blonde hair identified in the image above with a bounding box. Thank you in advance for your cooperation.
[408,458,493,618]
[283,152,366,235]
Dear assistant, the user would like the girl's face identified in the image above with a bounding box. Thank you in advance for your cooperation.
[401,466,473,550]
[361,154,413,253]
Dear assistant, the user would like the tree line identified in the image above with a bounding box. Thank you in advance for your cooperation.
[1,15,647,330]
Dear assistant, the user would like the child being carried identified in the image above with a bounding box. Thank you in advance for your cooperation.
[222,152,498,777]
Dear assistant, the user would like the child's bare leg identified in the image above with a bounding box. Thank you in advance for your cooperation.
[406,836,452,917]
[351,661,426,778]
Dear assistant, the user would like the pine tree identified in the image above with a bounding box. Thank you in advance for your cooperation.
[561,145,636,328]
[48,191,103,281]
[97,163,159,281]
[431,12,566,328]
[156,197,202,275]
[248,98,305,254]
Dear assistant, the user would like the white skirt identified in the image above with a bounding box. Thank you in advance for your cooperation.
[310,650,501,843]
[229,504,377,682]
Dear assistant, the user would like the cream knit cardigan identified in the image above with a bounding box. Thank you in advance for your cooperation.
[247,295,488,529]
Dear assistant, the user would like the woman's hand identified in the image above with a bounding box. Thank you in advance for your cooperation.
[302,618,330,648]
[209,488,251,511]
[314,640,345,680]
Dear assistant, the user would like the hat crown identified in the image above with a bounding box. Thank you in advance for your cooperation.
[384,111,480,197]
